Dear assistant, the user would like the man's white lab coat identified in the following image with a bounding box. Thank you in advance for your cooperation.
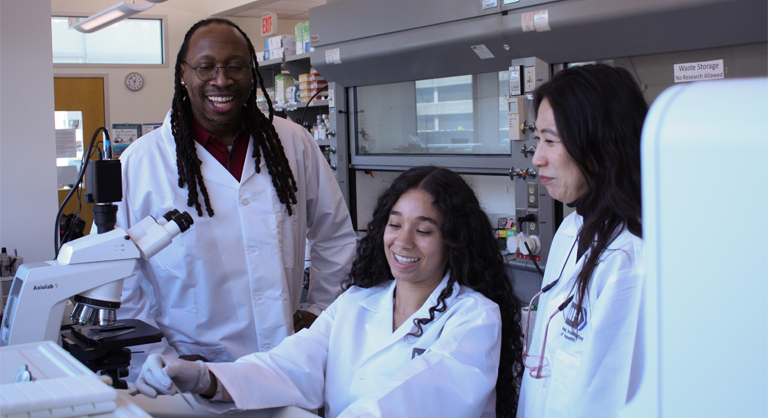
[115,110,356,373]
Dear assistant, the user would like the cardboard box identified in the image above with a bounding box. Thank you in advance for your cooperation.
[295,22,304,44]
[268,45,296,60]
[268,35,295,50]
[274,72,295,104]
[302,21,310,53]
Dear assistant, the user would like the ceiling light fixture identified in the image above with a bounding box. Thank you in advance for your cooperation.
[71,0,168,34]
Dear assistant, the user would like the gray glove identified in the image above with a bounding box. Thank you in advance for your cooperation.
[133,354,212,398]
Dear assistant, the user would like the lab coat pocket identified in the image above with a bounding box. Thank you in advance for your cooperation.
[548,349,582,416]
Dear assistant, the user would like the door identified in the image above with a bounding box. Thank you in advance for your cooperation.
[54,77,106,235]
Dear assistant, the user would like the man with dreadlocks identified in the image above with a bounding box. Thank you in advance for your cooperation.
[114,18,356,377]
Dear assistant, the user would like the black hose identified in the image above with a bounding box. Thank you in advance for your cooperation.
[299,84,329,128]
[55,127,109,259]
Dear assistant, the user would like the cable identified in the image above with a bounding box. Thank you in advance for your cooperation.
[299,84,329,128]
[518,214,545,278]
[524,240,544,277]
[55,127,109,258]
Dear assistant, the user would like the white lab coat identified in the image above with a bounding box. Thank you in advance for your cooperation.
[115,110,356,374]
[202,273,501,418]
[517,212,644,418]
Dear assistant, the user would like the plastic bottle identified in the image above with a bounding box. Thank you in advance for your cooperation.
[313,116,321,140]
[323,115,331,140]
[0,247,7,278]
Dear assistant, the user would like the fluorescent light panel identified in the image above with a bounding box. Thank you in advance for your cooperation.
[71,2,155,33]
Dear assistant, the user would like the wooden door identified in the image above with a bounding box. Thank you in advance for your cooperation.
[54,77,106,235]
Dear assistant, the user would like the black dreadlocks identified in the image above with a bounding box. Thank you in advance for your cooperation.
[171,18,298,217]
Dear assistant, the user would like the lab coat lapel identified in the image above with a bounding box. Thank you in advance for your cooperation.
[362,274,457,352]
[361,280,396,352]
[239,136,261,185]
[557,215,587,294]
[194,141,240,189]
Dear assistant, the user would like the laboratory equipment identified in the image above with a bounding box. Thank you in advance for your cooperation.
[1,340,318,418]
[0,340,150,418]
[620,78,767,417]
[506,57,556,299]
[0,208,193,388]
[1,247,22,315]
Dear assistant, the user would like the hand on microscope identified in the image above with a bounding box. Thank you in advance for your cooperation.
[132,354,216,399]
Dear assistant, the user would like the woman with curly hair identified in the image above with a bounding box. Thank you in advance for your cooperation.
[133,166,525,418]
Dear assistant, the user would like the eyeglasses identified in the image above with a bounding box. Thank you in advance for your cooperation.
[183,62,250,81]
[523,294,573,379]
[521,237,579,379]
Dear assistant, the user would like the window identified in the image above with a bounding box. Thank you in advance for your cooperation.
[52,16,164,64]
[355,71,510,156]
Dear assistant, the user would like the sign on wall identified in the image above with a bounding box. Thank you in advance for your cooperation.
[673,59,725,83]
[261,13,277,37]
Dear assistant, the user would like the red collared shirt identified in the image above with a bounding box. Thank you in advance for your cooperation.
[191,119,250,182]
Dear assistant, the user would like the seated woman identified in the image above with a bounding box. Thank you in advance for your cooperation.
[516,64,647,417]
[133,166,525,418]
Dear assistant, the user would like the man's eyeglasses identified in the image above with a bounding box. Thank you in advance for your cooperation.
[183,62,250,82]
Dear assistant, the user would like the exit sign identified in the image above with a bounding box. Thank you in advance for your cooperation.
[261,13,277,36]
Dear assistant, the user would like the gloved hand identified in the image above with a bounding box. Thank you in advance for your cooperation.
[132,354,212,398]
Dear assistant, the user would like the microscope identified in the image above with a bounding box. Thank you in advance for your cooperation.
[0,142,194,389]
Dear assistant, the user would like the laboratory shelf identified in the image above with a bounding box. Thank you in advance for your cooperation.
[272,99,329,112]
[285,52,311,62]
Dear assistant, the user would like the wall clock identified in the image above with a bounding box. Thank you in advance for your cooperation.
[125,72,144,91]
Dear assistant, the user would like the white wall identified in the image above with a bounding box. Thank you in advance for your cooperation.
[0,0,58,263]
[51,0,302,127]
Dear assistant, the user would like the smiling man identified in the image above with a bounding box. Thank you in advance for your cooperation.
[114,18,356,377]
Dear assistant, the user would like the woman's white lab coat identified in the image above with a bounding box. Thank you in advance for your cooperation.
[202,274,501,418]
[115,111,356,371]
[517,212,644,418]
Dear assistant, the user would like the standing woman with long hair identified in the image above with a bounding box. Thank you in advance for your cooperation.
[517,64,647,418]
[131,166,525,418]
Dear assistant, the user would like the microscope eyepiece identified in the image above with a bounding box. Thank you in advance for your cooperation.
[172,211,194,233]
[162,209,181,223]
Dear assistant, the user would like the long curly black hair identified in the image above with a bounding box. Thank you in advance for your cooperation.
[533,64,646,319]
[171,18,297,217]
[343,166,524,416]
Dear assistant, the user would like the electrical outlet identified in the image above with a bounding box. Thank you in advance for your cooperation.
[524,66,536,93]
[527,182,538,208]
[526,209,539,236]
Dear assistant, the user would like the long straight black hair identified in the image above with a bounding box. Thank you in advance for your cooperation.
[344,166,524,416]
[534,64,647,316]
